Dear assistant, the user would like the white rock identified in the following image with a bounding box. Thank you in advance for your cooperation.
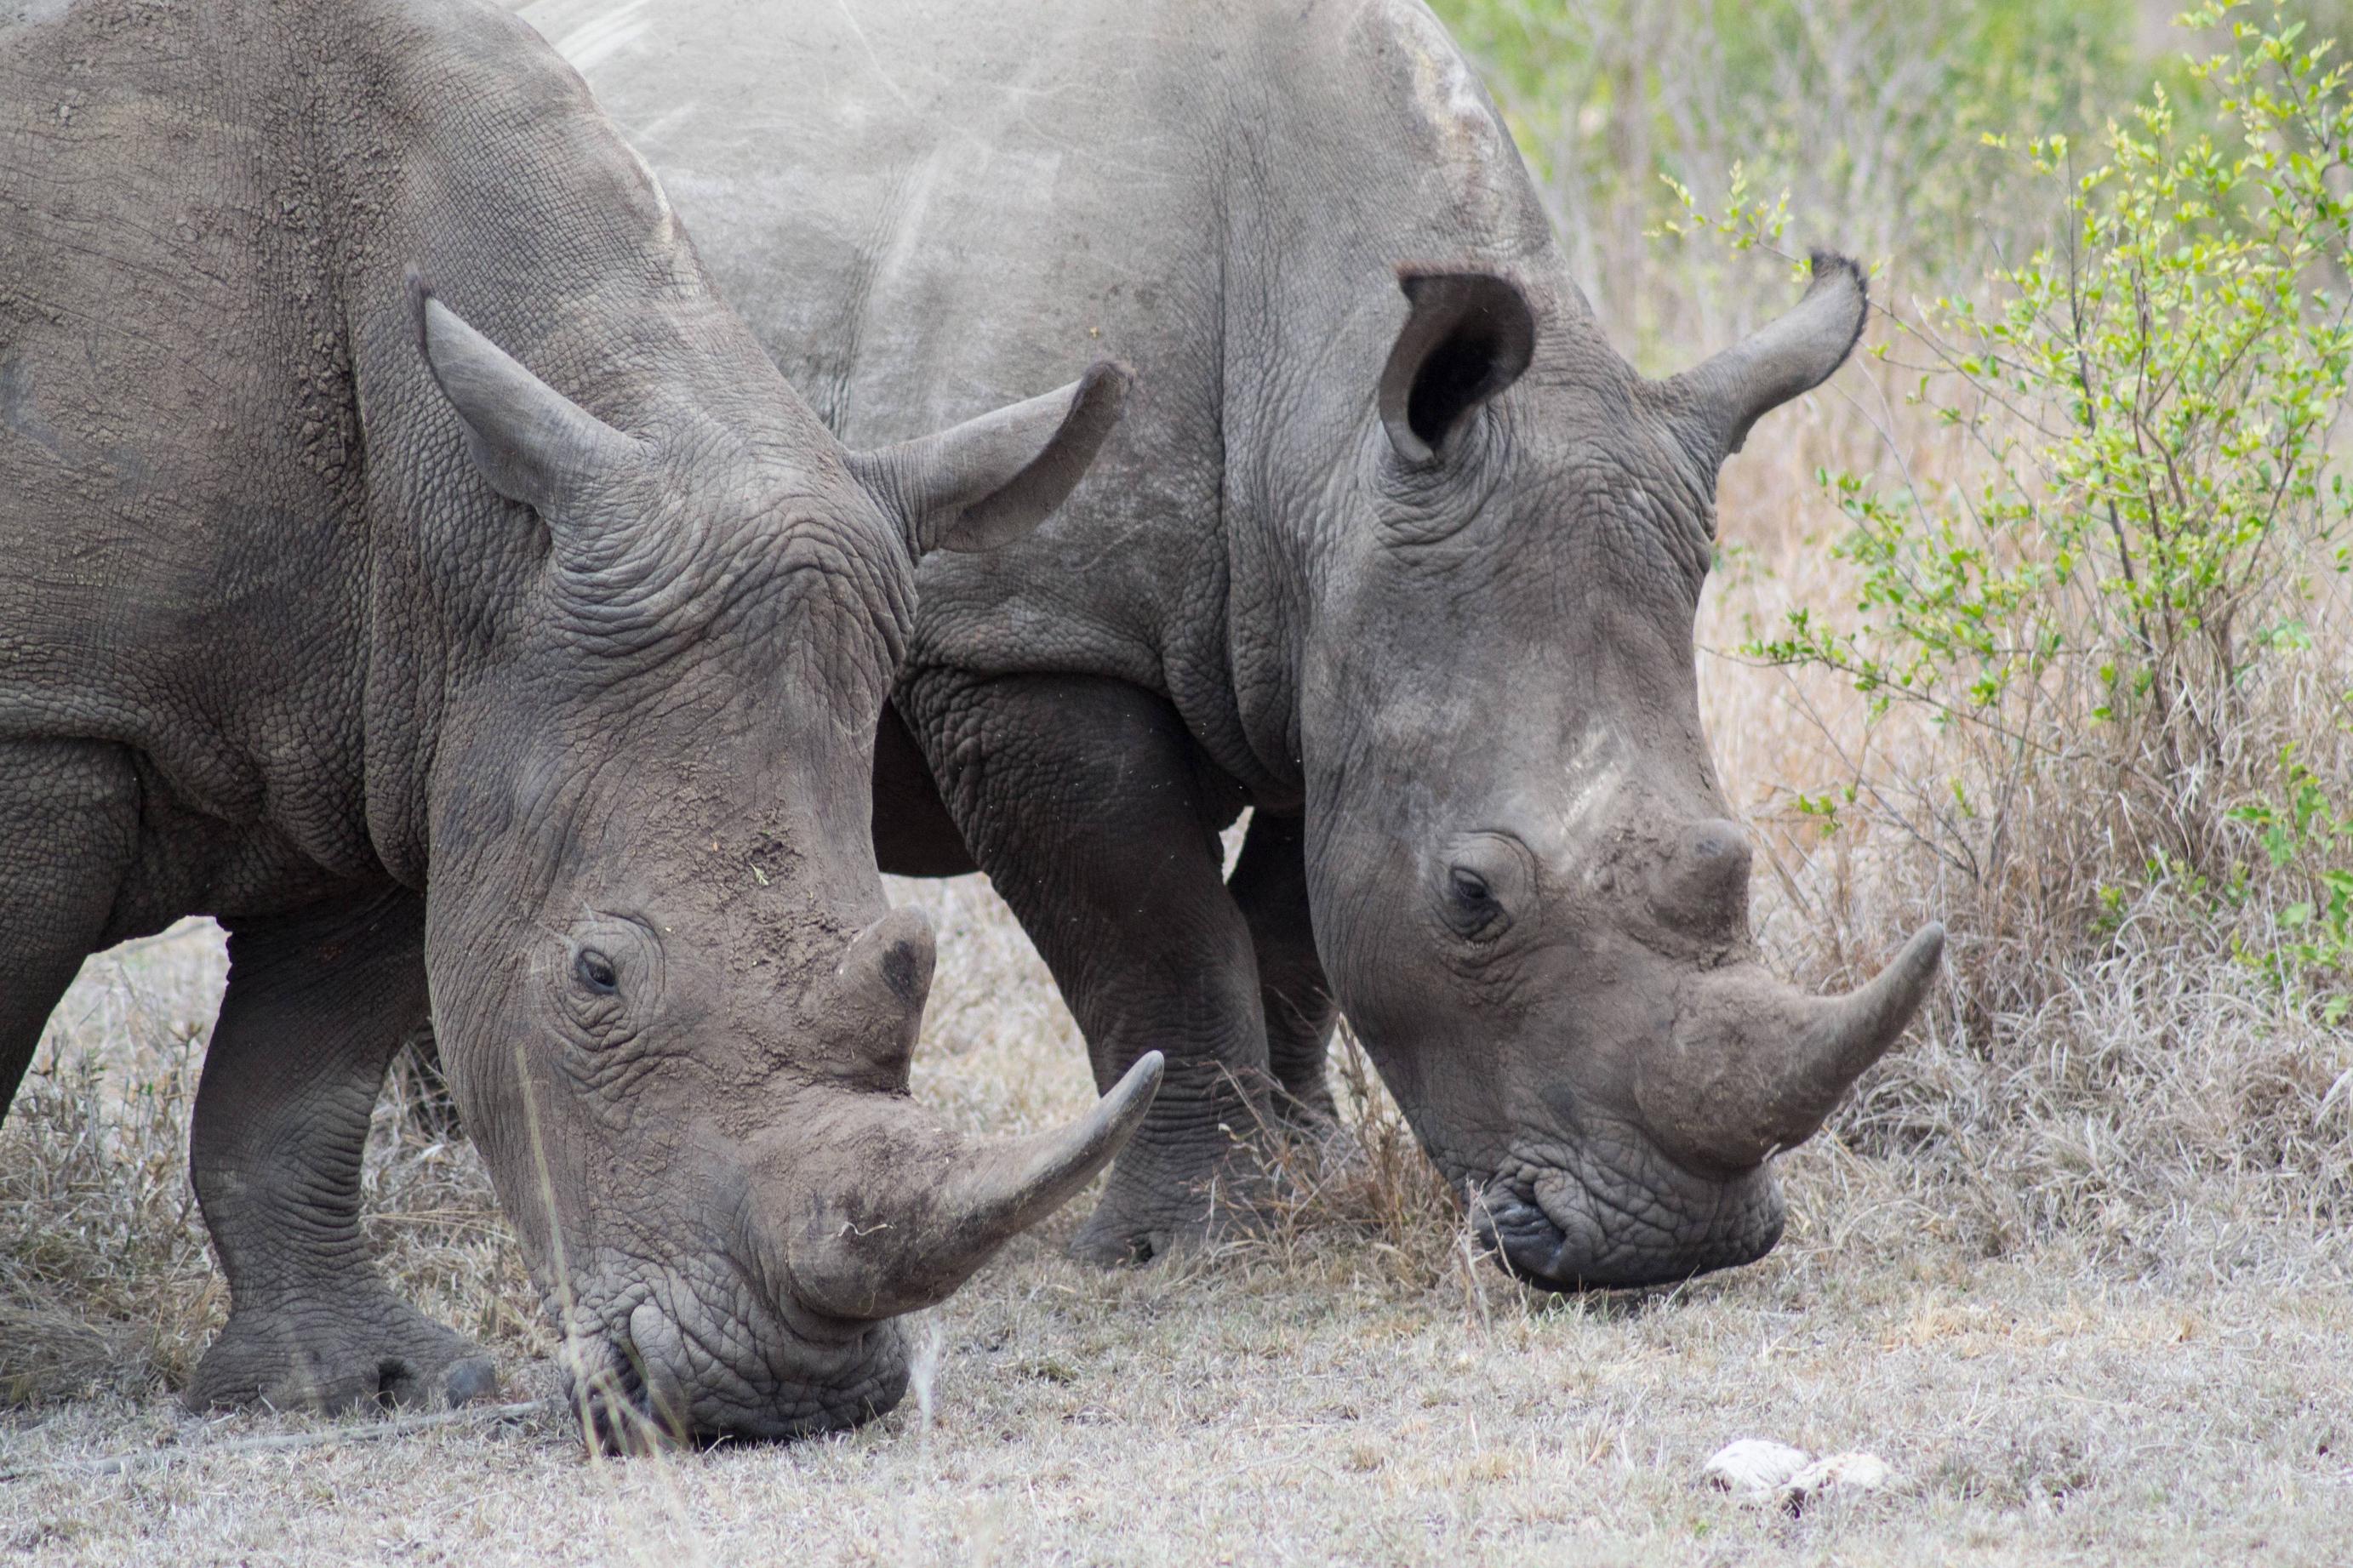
[1786,1451,1893,1499]
[1700,1439,1812,1498]
[1702,1441,1893,1514]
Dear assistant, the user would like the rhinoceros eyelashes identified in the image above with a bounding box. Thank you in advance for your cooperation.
[542,916,664,1043]
[1436,832,1536,945]
[1445,869,1503,940]
[575,949,620,995]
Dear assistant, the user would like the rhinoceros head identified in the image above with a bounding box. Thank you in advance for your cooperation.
[398,276,1155,1443]
[1297,255,1941,1291]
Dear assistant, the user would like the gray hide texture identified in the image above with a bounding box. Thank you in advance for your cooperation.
[0,0,1151,1443]
[523,0,1943,1286]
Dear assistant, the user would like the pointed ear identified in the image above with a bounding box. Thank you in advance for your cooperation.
[1378,269,1537,464]
[405,265,643,515]
[848,361,1131,557]
[1659,253,1868,469]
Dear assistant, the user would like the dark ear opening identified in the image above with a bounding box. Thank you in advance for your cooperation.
[1659,252,1869,469]
[848,360,1131,558]
[405,265,643,516]
[1379,270,1538,463]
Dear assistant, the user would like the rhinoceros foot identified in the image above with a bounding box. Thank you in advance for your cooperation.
[1068,1130,1283,1266]
[186,1288,496,1416]
[1071,1189,1214,1267]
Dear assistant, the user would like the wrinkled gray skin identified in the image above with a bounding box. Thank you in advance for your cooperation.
[527,0,1944,1287]
[0,0,1160,1443]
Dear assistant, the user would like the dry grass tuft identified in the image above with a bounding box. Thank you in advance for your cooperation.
[1212,1025,1468,1291]
[1,927,221,1406]
[0,922,547,1417]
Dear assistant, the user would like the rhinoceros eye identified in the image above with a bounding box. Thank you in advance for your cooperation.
[575,949,620,995]
[1434,833,1533,949]
[1444,867,1505,939]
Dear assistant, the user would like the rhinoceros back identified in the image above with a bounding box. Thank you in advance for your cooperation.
[524,0,1563,778]
[0,0,701,915]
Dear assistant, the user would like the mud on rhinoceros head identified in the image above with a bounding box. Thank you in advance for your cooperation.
[397,274,1156,1444]
[1299,254,1942,1291]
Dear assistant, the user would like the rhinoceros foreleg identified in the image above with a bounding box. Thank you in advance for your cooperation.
[1226,810,1339,1129]
[904,669,1275,1264]
[0,740,140,1120]
[186,888,495,1414]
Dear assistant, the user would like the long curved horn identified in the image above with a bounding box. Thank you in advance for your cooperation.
[1638,923,1944,1169]
[786,1052,1165,1321]
[1790,922,1945,1107]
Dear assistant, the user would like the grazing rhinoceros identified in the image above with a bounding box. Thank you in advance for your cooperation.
[523,0,1944,1287]
[0,0,1156,1442]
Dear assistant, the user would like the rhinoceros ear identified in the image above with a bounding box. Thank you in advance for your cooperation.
[406,266,644,516]
[1659,253,1868,468]
[847,360,1131,558]
[1379,269,1538,464]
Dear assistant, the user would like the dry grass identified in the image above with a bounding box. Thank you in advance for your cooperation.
[8,1231,2350,1565]
[0,922,550,1417]
[1701,370,2353,1266]
[5,810,2351,1563]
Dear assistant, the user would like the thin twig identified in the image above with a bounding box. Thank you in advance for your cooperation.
[0,1399,554,1484]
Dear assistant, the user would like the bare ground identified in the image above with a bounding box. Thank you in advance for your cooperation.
[8,1234,2350,1566]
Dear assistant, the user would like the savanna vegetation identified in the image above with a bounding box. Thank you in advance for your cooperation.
[5,3,2350,1562]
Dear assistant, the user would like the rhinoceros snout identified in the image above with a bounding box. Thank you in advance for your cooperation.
[1467,1138,1788,1292]
[559,1301,910,1450]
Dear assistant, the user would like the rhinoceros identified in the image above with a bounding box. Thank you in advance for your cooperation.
[524,0,1944,1286]
[0,0,1157,1441]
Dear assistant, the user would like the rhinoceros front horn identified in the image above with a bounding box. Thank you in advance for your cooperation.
[786,1052,1165,1321]
[1637,923,1944,1171]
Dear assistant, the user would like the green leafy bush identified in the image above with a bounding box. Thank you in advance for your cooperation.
[2230,748,2353,1021]
[1718,2,2353,1019]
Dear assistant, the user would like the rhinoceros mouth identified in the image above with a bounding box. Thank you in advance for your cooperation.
[1464,1126,1787,1291]
[556,1285,909,1449]
[561,1334,669,1453]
